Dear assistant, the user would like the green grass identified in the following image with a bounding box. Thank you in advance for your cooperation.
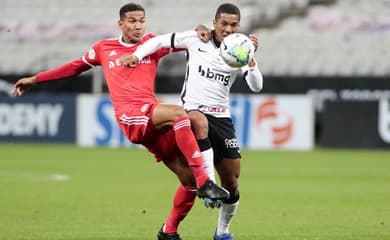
[0,144,390,240]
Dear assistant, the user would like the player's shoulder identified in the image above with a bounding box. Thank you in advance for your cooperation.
[93,36,120,46]
[142,33,158,41]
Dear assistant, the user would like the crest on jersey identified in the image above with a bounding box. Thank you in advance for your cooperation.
[88,49,96,59]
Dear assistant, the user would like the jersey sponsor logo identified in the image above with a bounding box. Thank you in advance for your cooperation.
[139,56,151,64]
[198,48,208,53]
[108,56,151,69]
[140,104,149,113]
[198,65,231,86]
[108,59,120,69]
[192,150,201,158]
[88,49,96,59]
[224,137,239,149]
[197,105,227,113]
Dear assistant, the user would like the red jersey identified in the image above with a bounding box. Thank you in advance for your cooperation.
[35,34,170,118]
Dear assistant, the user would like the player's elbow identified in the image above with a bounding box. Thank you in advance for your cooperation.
[251,86,262,93]
[249,79,263,92]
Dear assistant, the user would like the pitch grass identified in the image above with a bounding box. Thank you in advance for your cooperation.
[0,144,389,240]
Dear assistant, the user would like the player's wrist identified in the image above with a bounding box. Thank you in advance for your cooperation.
[248,59,256,68]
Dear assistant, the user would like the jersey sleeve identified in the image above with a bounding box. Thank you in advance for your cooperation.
[81,42,102,67]
[171,30,198,49]
[133,33,188,60]
[241,59,263,92]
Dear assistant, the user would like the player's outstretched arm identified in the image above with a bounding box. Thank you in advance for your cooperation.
[13,76,37,96]
[121,28,208,68]
[14,59,93,96]
[120,34,173,68]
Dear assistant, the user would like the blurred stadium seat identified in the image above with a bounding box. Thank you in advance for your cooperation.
[1,0,389,77]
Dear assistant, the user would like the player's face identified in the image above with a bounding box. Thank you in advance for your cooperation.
[118,11,146,43]
[213,13,240,42]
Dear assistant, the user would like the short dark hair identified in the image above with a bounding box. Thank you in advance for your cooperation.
[215,3,240,20]
[119,3,145,19]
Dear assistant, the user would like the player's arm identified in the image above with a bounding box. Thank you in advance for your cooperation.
[242,59,263,92]
[13,59,92,96]
[120,34,173,67]
[14,43,101,96]
[241,34,263,92]
[120,30,201,67]
[135,34,173,59]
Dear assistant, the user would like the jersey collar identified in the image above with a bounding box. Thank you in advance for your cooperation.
[119,34,137,47]
[211,31,221,48]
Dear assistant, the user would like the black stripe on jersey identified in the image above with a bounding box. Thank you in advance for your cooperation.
[170,33,176,48]
[243,70,249,80]
[180,64,190,105]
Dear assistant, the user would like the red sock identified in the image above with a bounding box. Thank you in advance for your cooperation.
[173,116,208,186]
[165,185,197,233]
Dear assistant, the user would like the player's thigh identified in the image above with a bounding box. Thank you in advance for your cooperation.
[187,110,209,139]
[152,103,187,129]
[163,155,195,187]
[215,158,240,189]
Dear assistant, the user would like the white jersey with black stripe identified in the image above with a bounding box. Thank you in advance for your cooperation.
[171,31,242,118]
[133,30,263,118]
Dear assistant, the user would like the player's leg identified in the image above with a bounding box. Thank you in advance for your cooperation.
[152,104,229,200]
[152,103,207,184]
[188,110,216,182]
[206,116,241,239]
[158,155,197,240]
[189,111,221,208]
[214,158,240,239]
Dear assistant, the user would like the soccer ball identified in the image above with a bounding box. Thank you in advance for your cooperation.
[220,33,255,68]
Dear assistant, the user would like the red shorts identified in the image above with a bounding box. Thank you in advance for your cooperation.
[117,102,181,162]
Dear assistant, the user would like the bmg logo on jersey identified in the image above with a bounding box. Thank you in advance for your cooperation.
[198,65,230,86]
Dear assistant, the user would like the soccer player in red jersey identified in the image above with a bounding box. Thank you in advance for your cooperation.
[13,3,229,240]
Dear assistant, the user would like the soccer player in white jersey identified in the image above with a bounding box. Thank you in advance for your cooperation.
[120,3,263,240]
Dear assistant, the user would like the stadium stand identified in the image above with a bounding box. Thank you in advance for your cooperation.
[1,0,389,78]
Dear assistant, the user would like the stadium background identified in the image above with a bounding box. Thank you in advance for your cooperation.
[1,1,390,239]
[1,0,390,149]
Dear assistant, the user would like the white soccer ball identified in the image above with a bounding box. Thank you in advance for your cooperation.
[220,33,255,68]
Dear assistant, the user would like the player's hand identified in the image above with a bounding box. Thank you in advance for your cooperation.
[196,24,211,42]
[249,34,259,52]
[13,76,37,96]
[119,54,139,67]
[204,198,222,209]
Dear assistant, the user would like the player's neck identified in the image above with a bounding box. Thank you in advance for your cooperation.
[121,35,138,44]
[212,31,221,48]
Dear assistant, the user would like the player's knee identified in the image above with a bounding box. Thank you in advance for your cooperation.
[189,112,208,139]
[222,179,239,194]
[223,190,240,204]
[178,169,196,187]
[171,105,187,119]
[193,122,208,139]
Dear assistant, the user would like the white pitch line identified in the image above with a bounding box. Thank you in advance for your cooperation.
[0,171,70,182]
[50,174,70,181]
